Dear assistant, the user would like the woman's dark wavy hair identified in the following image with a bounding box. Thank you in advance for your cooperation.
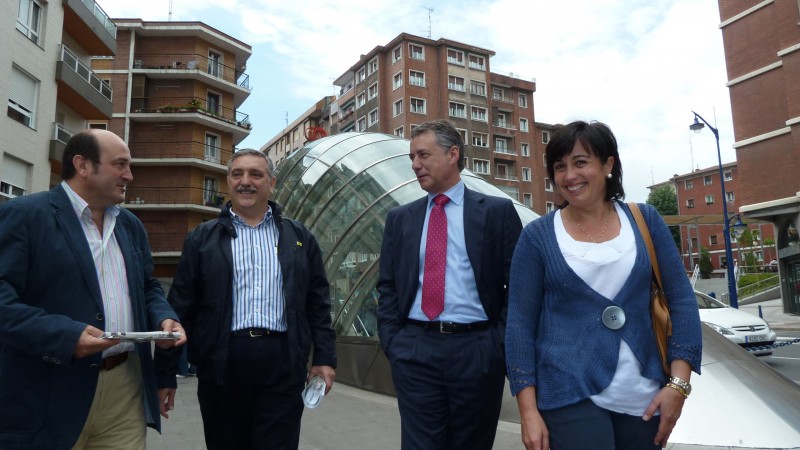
[545,120,624,208]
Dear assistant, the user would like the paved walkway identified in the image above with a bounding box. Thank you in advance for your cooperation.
[740,298,800,331]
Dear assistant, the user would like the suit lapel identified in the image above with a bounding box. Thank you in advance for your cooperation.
[464,188,486,281]
[403,197,427,300]
[50,186,104,311]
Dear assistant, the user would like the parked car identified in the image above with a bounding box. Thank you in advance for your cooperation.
[695,291,777,356]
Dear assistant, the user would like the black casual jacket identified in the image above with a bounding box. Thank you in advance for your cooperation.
[155,201,336,388]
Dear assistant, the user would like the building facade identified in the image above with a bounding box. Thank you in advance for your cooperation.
[261,95,335,165]
[266,33,556,215]
[718,1,800,313]
[2,0,116,201]
[92,20,252,275]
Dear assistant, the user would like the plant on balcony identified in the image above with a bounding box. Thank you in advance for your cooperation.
[183,98,204,112]
[158,104,177,113]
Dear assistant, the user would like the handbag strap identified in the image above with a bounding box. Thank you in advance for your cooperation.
[627,202,664,291]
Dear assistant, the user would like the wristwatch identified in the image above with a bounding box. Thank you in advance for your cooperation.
[669,376,692,396]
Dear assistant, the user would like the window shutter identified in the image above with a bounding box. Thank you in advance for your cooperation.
[0,155,30,190]
[9,66,37,111]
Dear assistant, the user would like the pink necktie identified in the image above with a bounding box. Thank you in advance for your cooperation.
[422,194,449,320]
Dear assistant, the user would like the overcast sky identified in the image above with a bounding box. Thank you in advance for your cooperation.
[102,0,734,203]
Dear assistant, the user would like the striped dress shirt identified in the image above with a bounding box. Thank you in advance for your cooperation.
[230,207,287,332]
[61,182,134,356]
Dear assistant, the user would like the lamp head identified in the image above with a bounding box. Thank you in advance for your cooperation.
[731,215,747,240]
[689,117,705,133]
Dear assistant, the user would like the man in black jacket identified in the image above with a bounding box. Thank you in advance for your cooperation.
[154,149,336,450]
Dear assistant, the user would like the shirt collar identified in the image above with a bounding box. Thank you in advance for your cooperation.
[428,180,464,208]
[230,205,273,227]
[61,181,120,220]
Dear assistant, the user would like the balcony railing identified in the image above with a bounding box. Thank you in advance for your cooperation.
[60,45,113,101]
[492,95,515,105]
[126,187,227,207]
[494,147,518,156]
[129,97,251,130]
[80,0,116,38]
[495,174,519,182]
[52,122,75,144]
[492,121,517,131]
[128,141,234,166]
[132,54,251,89]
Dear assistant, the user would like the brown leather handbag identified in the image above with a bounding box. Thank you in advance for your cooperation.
[628,203,672,375]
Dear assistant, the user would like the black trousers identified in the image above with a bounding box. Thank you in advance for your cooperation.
[540,398,660,450]
[197,334,305,450]
[388,325,505,450]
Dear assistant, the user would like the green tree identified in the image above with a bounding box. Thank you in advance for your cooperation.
[699,247,713,279]
[646,185,680,248]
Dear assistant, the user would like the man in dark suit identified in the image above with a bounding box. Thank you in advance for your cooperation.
[154,149,336,450]
[377,120,523,449]
[0,129,186,450]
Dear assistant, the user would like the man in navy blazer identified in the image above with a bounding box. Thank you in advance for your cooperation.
[377,120,522,449]
[0,129,185,450]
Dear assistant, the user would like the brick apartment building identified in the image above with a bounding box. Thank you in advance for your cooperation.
[264,33,557,215]
[667,163,775,271]
[91,20,252,275]
[2,0,116,201]
[717,1,800,313]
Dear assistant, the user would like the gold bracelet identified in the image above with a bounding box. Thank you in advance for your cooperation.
[669,376,692,395]
[665,383,688,398]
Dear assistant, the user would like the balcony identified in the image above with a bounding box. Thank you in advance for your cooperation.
[56,45,113,118]
[129,96,251,143]
[62,0,116,55]
[49,122,75,162]
[491,95,515,105]
[125,187,227,213]
[132,54,251,105]
[494,147,518,156]
[128,141,234,172]
[492,121,517,136]
[495,173,519,182]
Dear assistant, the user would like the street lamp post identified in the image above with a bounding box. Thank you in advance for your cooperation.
[689,111,739,308]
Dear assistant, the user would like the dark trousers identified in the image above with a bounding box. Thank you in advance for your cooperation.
[388,325,505,450]
[197,334,304,450]
[540,399,660,450]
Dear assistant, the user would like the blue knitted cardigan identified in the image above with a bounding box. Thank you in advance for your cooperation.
[505,202,702,410]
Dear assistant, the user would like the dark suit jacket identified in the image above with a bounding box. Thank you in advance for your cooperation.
[0,185,177,450]
[154,201,336,389]
[376,186,522,353]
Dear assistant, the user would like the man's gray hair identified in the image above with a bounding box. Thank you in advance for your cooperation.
[410,120,465,171]
[228,148,274,176]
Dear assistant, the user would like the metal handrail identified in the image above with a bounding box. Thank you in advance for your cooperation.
[126,186,227,206]
[128,141,234,165]
[60,45,112,101]
[80,0,116,38]
[129,96,250,129]
[52,122,75,144]
[132,54,251,89]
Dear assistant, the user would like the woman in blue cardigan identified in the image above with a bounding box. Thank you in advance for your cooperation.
[505,121,702,450]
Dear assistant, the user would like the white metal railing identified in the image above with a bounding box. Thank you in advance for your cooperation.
[59,45,112,101]
[80,0,116,37]
[495,174,519,181]
[690,264,700,287]
[52,122,75,144]
[494,147,517,156]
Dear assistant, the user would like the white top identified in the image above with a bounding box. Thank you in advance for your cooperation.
[555,202,660,416]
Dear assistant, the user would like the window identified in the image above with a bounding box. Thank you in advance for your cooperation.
[473,159,490,174]
[88,123,107,130]
[545,178,553,191]
[356,116,367,131]
[208,50,223,77]
[519,94,528,108]
[472,132,488,147]
[409,43,424,60]
[368,82,378,100]
[685,180,693,190]
[521,143,530,157]
[368,108,378,126]
[410,97,426,114]
[356,92,366,108]
[8,66,39,128]
[205,133,220,164]
[203,177,218,205]
[724,170,733,181]
[393,99,403,117]
[546,202,555,213]
[394,126,404,137]
[496,163,510,179]
[448,75,465,92]
[392,46,402,63]
[393,72,403,90]
[368,57,378,75]
[542,130,550,144]
[470,80,486,96]
[496,112,508,127]
[469,54,485,70]
[686,198,695,208]
[447,49,464,65]
[705,195,714,205]
[357,67,366,83]
[449,102,466,118]
[522,167,532,182]
[704,175,712,186]
[16,0,43,45]
[709,235,719,245]
[409,70,425,87]
[523,193,533,208]
[0,155,29,201]
[493,87,504,100]
[471,106,487,122]
[456,129,467,144]
[726,191,735,202]
[520,118,529,132]
[495,137,509,153]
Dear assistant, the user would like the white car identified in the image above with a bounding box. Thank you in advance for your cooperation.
[695,291,777,356]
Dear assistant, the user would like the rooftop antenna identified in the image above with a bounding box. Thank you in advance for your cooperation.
[688,133,695,173]
[284,111,288,128]
[422,6,433,38]
[168,0,173,21]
